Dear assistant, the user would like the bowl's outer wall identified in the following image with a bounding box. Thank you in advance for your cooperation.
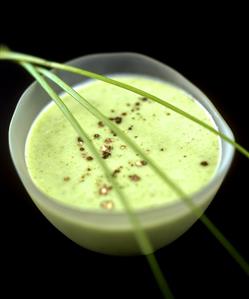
[9,53,234,255]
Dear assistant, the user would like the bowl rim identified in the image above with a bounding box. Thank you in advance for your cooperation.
[8,51,235,222]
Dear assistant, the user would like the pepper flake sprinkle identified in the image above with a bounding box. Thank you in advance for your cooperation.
[77,137,84,146]
[135,160,147,167]
[100,200,115,210]
[105,138,113,144]
[129,174,141,182]
[99,185,112,195]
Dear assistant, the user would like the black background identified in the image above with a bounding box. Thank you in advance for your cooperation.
[0,4,248,298]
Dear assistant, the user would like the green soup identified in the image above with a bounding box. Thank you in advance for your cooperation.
[25,75,220,211]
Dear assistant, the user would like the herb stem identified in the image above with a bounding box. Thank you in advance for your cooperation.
[21,61,175,299]
[37,66,249,276]
[1,48,248,158]
[0,47,248,290]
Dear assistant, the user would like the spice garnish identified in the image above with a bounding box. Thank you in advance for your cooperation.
[100,200,114,210]
[105,138,113,144]
[98,121,104,127]
[135,160,147,167]
[99,184,112,195]
[129,174,141,182]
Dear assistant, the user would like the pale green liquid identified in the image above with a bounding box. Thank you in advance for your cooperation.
[26,75,220,211]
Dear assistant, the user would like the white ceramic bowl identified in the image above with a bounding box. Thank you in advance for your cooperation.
[9,53,235,255]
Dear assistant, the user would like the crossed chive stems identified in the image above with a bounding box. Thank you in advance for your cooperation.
[1,47,248,299]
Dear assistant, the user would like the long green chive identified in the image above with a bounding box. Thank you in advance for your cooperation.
[1,47,249,298]
[36,66,249,276]
[0,48,248,159]
[21,62,175,299]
